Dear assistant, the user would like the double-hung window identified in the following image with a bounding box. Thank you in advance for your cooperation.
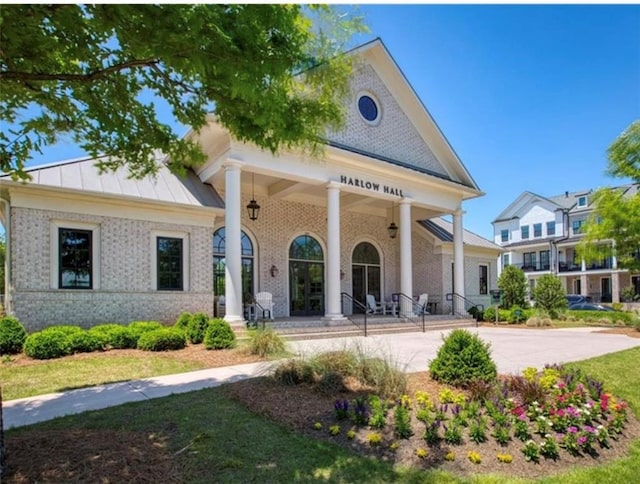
[547,221,555,236]
[501,229,509,243]
[533,223,542,238]
[479,265,488,295]
[59,228,93,289]
[521,225,530,239]
[157,237,184,290]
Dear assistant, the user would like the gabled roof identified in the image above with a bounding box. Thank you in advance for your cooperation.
[495,183,640,224]
[1,155,224,209]
[419,218,502,252]
[492,190,565,223]
[331,38,480,193]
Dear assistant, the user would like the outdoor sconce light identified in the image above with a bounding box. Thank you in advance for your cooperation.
[246,172,260,221]
[270,265,279,277]
[387,202,398,239]
[340,270,345,280]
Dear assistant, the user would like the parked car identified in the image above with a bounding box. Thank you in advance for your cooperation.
[565,294,593,305]
[568,302,615,311]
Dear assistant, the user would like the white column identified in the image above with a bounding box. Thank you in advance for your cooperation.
[399,199,413,316]
[612,272,620,303]
[324,182,343,319]
[453,208,465,313]
[223,161,244,324]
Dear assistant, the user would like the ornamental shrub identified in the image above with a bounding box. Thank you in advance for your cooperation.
[137,328,186,351]
[187,312,210,344]
[428,329,497,387]
[88,324,137,349]
[248,328,286,357]
[0,316,27,354]
[497,265,528,309]
[67,330,103,353]
[203,318,236,350]
[532,274,568,318]
[128,321,163,343]
[174,311,192,332]
[23,327,76,359]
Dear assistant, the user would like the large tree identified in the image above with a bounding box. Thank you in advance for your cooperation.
[0,5,365,476]
[578,120,640,271]
[0,4,365,180]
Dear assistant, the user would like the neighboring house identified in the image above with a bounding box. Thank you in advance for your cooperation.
[0,38,498,331]
[492,185,640,303]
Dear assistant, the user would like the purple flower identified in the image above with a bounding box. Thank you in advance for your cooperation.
[583,425,596,434]
[578,436,587,446]
[568,426,578,434]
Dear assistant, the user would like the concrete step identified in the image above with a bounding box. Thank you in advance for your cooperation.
[278,319,477,341]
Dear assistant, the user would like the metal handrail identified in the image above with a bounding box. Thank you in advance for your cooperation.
[445,293,484,326]
[392,292,426,332]
[340,292,368,336]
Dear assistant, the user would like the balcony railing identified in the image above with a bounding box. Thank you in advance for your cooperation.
[509,262,551,273]
[558,259,613,272]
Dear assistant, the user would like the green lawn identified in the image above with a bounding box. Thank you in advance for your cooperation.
[5,347,640,483]
[0,354,205,400]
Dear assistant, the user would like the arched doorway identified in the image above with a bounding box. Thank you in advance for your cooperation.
[352,242,381,311]
[213,227,255,308]
[289,235,324,316]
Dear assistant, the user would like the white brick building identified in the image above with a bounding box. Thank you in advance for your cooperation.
[0,39,500,330]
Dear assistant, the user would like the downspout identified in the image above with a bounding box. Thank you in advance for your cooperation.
[0,197,11,314]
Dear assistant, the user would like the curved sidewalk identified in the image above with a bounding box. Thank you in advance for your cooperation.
[5,326,640,430]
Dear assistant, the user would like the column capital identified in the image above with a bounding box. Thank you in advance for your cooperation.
[222,158,244,170]
[326,181,342,191]
[399,197,413,206]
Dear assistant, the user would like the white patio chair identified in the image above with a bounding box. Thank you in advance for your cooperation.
[366,294,385,315]
[255,291,274,320]
[416,293,429,315]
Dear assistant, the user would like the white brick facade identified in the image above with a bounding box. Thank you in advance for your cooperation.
[10,206,214,330]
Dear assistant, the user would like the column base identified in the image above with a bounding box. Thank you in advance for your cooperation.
[321,315,349,326]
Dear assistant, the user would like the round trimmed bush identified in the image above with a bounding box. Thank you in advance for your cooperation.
[88,324,137,349]
[174,312,193,332]
[0,316,27,354]
[23,328,75,359]
[137,328,186,351]
[68,330,104,353]
[428,329,497,387]
[187,312,210,344]
[203,318,236,350]
[128,321,163,343]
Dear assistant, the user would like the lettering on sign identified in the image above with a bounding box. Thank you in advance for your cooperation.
[339,175,403,197]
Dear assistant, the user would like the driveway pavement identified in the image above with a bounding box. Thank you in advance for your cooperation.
[4,326,639,429]
[288,326,640,374]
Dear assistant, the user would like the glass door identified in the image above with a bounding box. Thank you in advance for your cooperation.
[289,235,324,317]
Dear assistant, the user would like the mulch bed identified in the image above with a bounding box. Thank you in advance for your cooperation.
[225,372,640,480]
[4,429,181,483]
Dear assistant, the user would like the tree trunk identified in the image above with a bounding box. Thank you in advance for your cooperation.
[0,385,6,479]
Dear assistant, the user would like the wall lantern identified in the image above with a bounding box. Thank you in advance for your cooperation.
[246,172,260,221]
[388,202,398,239]
[340,270,345,280]
[270,265,279,277]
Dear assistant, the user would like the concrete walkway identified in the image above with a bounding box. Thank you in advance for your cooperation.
[5,326,640,430]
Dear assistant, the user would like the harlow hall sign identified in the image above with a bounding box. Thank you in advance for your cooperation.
[339,174,404,197]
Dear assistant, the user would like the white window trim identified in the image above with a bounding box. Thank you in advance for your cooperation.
[151,230,190,291]
[356,90,382,126]
[50,220,101,290]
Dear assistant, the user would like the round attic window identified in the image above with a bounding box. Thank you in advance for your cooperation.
[357,93,380,124]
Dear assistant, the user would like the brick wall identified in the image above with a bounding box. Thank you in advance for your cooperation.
[11,207,213,330]
[327,63,447,177]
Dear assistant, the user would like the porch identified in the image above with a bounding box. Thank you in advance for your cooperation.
[241,313,477,340]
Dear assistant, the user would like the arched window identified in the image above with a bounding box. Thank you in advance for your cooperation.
[213,227,254,302]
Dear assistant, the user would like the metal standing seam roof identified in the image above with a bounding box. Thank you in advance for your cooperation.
[418,218,502,251]
[1,156,225,209]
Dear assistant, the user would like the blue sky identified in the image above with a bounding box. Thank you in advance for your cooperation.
[19,4,640,241]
